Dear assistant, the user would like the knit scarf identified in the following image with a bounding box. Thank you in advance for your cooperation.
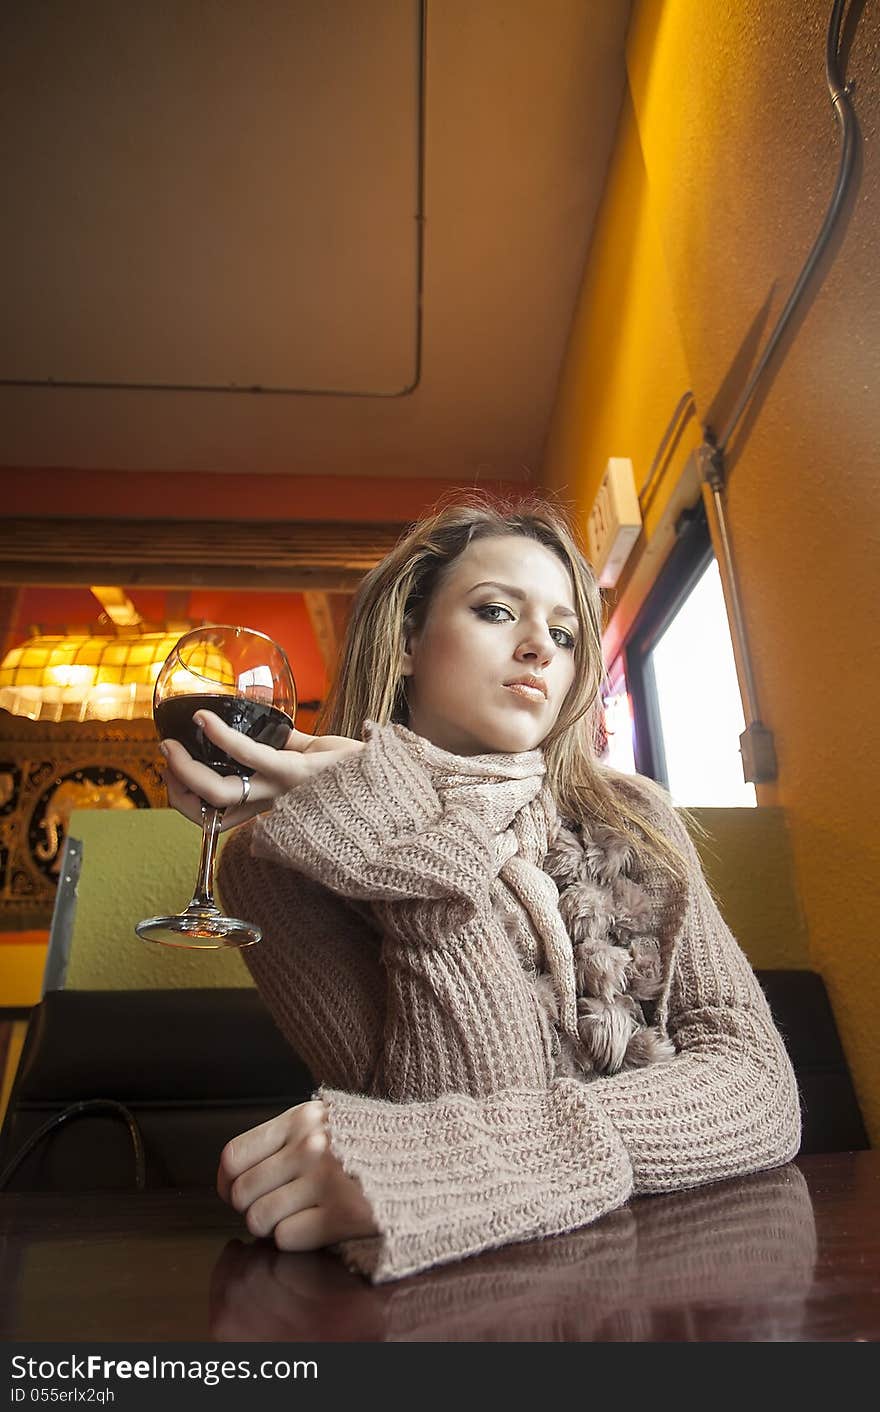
[399,725,676,1080]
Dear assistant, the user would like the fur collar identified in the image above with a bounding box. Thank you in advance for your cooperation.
[381,724,676,1079]
[543,817,676,1078]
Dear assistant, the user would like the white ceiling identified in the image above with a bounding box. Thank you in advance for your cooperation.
[0,0,632,482]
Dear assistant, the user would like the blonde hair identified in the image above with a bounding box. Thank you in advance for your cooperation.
[316,491,689,882]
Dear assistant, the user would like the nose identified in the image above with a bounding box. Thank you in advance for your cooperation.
[514,624,555,668]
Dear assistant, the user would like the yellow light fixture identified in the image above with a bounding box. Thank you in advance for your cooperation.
[89,586,144,628]
[0,629,197,723]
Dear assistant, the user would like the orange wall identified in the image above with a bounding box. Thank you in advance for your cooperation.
[8,587,328,703]
[14,586,125,633]
[188,589,327,702]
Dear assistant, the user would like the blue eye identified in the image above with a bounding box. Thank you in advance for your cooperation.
[474,604,514,624]
[473,604,576,650]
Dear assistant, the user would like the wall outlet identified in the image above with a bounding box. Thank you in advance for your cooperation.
[586,457,642,587]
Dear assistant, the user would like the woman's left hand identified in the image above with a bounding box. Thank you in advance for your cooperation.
[216,1100,379,1250]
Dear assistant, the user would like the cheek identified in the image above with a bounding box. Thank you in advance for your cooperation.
[410,622,472,697]
[554,656,578,709]
[426,618,482,671]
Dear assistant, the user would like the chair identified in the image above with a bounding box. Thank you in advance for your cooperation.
[0,811,313,1191]
[0,987,314,1190]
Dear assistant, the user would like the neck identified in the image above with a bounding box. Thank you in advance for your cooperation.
[390,720,547,782]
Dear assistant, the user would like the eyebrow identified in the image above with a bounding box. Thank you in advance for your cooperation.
[467,581,579,622]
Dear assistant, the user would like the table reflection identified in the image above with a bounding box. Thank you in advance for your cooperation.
[209,1163,817,1342]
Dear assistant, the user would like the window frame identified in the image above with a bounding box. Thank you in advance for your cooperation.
[622,500,714,786]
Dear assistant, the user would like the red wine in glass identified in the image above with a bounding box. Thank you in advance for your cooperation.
[154,695,293,775]
[136,625,296,949]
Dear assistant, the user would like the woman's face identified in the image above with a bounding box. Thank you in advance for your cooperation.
[402,534,580,755]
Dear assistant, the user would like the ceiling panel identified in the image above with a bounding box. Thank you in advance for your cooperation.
[0,0,420,394]
[0,1,632,480]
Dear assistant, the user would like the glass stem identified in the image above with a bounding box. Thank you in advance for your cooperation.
[188,805,224,911]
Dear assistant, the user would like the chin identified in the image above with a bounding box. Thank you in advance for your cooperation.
[418,711,547,757]
[505,733,544,754]
[478,720,544,755]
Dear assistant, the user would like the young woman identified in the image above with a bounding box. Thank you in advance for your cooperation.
[161,496,801,1284]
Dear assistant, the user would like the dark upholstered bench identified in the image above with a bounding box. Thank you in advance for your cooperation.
[755,970,868,1154]
[0,989,313,1191]
[0,972,868,1192]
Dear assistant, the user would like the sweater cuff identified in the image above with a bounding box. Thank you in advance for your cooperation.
[318,1079,634,1284]
[251,721,494,906]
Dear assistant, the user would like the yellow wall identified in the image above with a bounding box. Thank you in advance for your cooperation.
[542,83,698,545]
[64,810,251,990]
[543,0,880,1140]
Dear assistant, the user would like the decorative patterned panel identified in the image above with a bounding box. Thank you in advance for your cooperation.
[0,710,164,928]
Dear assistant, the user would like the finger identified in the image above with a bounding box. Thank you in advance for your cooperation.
[281,728,365,758]
[213,800,265,832]
[271,1203,333,1253]
[217,1119,286,1204]
[164,752,277,829]
[228,1129,326,1215]
[217,1101,325,1202]
[269,1193,376,1252]
[161,739,249,811]
[283,725,324,753]
[165,775,253,833]
[194,710,294,775]
[162,771,207,826]
[245,1169,324,1239]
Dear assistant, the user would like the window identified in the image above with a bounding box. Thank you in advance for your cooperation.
[600,653,636,776]
[622,502,756,807]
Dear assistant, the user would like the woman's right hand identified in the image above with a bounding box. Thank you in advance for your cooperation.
[161,709,365,830]
[216,1099,378,1249]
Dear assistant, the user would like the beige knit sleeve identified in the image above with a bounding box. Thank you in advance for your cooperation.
[319,1077,634,1284]
[217,824,386,1092]
[231,720,554,1097]
[584,794,802,1193]
[364,903,555,1101]
[249,721,494,914]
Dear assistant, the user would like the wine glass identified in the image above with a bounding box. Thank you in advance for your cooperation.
[135,625,296,949]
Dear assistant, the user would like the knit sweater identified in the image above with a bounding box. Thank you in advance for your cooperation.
[217,720,802,1284]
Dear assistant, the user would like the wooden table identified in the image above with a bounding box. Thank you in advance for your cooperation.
[1,1151,877,1342]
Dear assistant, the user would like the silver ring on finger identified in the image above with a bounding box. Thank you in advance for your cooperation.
[238,774,251,808]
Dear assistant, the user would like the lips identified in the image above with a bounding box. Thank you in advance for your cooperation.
[503,677,548,703]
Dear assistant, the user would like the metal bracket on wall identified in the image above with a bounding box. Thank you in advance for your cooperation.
[739,722,779,785]
[41,834,82,995]
[697,443,778,785]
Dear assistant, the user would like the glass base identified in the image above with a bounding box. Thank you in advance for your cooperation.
[135,910,262,949]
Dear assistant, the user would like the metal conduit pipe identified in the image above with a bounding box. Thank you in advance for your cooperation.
[696,0,860,784]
